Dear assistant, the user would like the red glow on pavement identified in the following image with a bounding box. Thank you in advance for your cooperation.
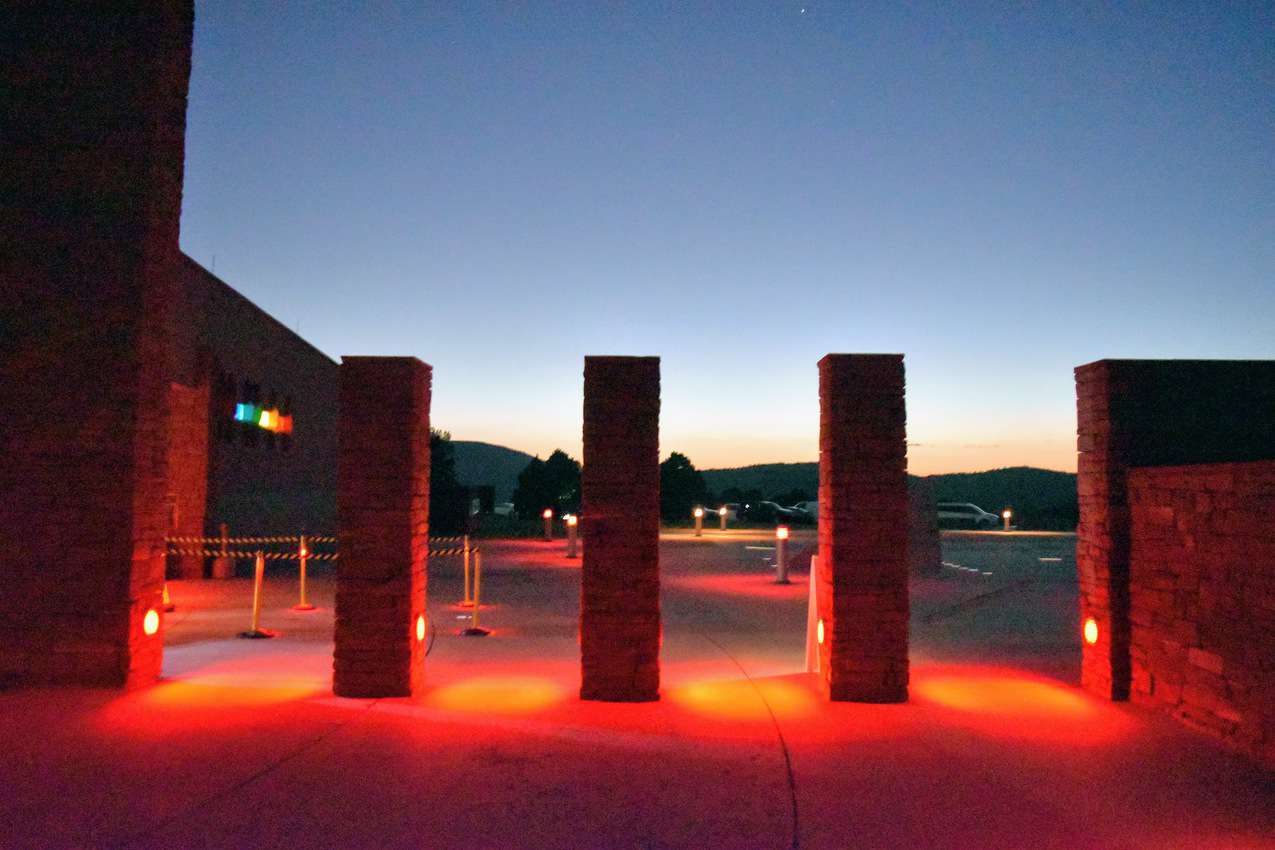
[428,676,567,715]
[666,571,809,600]
[669,677,818,721]
[912,665,1131,744]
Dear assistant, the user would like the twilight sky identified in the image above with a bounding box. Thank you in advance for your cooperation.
[179,2,1274,474]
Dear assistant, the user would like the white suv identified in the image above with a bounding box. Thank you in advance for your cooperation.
[936,502,999,529]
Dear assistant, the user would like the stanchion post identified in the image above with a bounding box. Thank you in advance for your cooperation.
[239,551,273,639]
[461,534,473,606]
[293,534,315,611]
[719,506,727,531]
[693,506,703,537]
[1002,508,1012,532]
[775,525,790,584]
[462,549,490,636]
[566,515,578,558]
[543,508,554,540]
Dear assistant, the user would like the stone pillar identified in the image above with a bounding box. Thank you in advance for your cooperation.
[907,477,942,577]
[165,381,211,579]
[0,3,193,687]
[816,354,909,702]
[580,356,661,702]
[1075,362,1132,700]
[334,357,431,698]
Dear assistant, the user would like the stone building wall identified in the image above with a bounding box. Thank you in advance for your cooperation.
[1127,461,1275,770]
[1075,359,1275,700]
[166,381,211,578]
[173,256,339,539]
[0,2,193,687]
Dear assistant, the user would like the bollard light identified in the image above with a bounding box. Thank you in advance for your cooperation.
[543,508,554,540]
[1083,617,1099,645]
[566,514,579,558]
[693,506,704,537]
[143,608,160,636]
[817,618,825,645]
[774,526,790,583]
[1002,508,1012,532]
[416,614,426,642]
[718,506,727,530]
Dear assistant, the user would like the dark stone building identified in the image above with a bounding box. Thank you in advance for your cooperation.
[166,256,338,574]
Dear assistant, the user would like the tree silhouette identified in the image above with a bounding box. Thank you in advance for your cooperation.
[660,452,709,521]
[513,449,581,518]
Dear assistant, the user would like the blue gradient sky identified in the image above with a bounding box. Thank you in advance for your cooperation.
[179,2,1274,473]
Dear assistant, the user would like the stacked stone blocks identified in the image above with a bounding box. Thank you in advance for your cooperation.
[817,354,909,702]
[580,356,661,702]
[334,357,431,698]
[1075,359,1275,702]
[1127,461,1275,770]
[0,3,194,687]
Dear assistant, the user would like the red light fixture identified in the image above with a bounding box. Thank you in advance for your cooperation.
[817,618,825,645]
[776,525,789,541]
[142,608,160,636]
[1083,617,1099,645]
[416,614,426,642]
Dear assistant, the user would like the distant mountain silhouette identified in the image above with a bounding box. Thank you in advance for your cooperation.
[701,463,1078,530]
[451,442,1079,529]
[452,440,536,502]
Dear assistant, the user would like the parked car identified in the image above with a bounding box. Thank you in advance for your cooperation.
[742,501,803,523]
[789,501,818,522]
[936,502,999,529]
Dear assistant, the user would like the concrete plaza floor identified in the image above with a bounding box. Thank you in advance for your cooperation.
[2,531,1272,849]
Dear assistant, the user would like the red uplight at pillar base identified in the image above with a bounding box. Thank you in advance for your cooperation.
[142,608,160,636]
[1083,617,1099,645]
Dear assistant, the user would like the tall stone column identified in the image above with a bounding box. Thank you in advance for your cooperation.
[580,356,661,702]
[0,3,194,687]
[334,357,431,698]
[816,354,909,702]
[1075,361,1132,700]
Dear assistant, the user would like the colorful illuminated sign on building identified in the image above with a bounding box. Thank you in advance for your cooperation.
[233,402,293,434]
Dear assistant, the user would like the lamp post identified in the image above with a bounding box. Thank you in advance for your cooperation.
[775,525,790,584]
[693,506,704,537]
[543,508,553,540]
[566,514,578,558]
[718,506,727,531]
[1002,508,1012,532]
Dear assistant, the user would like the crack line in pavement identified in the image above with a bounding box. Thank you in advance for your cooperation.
[106,697,382,850]
[697,631,801,850]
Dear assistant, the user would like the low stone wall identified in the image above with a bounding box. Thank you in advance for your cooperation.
[1128,460,1275,769]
